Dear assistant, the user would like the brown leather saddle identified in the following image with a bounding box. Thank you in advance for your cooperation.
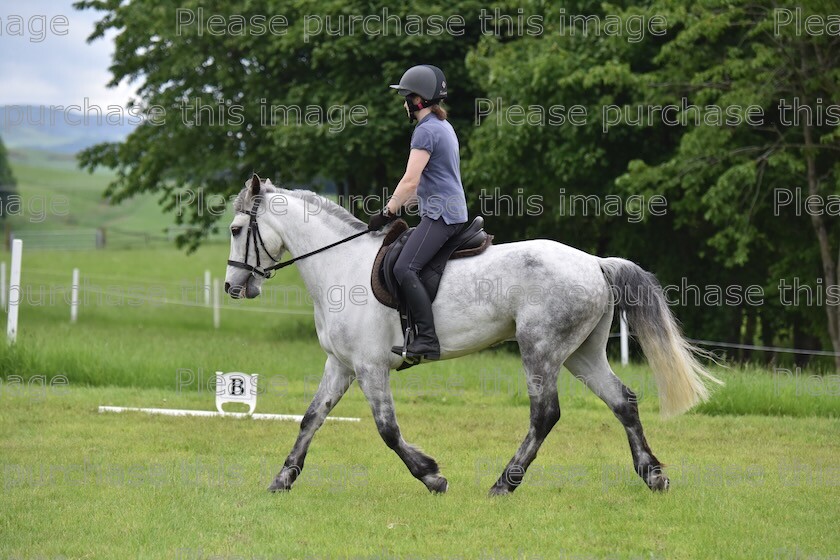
[371,216,493,309]
[370,216,493,370]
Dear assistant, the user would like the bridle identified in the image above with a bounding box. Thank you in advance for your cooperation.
[227,194,371,279]
[226,195,282,279]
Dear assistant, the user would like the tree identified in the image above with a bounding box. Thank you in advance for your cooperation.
[616,0,840,367]
[75,0,487,249]
[465,0,840,366]
[463,1,750,346]
[76,0,840,365]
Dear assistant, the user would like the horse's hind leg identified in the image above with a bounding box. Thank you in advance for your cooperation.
[269,354,354,492]
[564,311,668,491]
[356,366,448,493]
[488,333,563,496]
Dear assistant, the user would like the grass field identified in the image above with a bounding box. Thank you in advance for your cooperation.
[2,383,838,560]
[5,148,176,234]
[4,148,232,247]
[1,152,839,559]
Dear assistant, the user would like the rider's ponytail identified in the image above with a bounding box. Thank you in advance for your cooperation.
[430,103,448,120]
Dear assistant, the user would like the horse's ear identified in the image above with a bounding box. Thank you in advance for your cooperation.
[250,173,261,196]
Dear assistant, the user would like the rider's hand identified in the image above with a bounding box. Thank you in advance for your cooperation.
[367,208,397,231]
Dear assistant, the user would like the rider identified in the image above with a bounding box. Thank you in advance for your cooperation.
[367,64,469,361]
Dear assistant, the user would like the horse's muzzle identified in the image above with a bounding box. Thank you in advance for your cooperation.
[225,280,260,299]
[225,281,246,299]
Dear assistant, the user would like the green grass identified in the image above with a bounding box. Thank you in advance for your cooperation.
[5,148,232,243]
[7,149,159,231]
[1,384,838,559]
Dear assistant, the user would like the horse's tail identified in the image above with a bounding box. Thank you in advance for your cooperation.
[598,257,723,417]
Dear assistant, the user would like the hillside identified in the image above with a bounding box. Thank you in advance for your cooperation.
[2,147,230,250]
[1,105,136,154]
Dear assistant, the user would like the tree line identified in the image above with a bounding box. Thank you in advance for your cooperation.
[75,0,840,369]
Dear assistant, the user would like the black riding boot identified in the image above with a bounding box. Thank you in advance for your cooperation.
[391,273,441,361]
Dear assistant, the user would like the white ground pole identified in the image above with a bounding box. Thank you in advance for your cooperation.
[70,268,80,323]
[213,278,221,329]
[619,310,629,366]
[7,240,22,343]
[1,261,6,311]
[97,406,361,423]
[204,269,211,306]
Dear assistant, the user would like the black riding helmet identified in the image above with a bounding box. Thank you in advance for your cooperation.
[390,65,447,121]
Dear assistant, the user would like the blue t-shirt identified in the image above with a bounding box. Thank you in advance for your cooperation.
[410,113,469,225]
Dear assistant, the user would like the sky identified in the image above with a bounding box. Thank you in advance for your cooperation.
[0,0,134,109]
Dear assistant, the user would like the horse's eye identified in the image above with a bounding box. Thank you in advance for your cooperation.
[231,226,243,236]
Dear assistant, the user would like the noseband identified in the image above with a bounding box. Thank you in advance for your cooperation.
[227,195,282,279]
[227,194,372,279]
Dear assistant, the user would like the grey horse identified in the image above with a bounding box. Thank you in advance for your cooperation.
[225,175,722,495]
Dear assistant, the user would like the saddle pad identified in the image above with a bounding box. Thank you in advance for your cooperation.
[370,220,409,309]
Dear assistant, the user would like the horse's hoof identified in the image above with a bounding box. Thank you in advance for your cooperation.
[267,471,294,492]
[488,485,511,497]
[648,473,670,492]
[267,480,291,492]
[267,466,300,492]
[425,475,448,494]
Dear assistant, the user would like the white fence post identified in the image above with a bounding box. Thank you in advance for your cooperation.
[213,278,220,329]
[0,261,6,312]
[71,268,80,323]
[7,240,22,343]
[204,270,211,306]
[619,311,629,366]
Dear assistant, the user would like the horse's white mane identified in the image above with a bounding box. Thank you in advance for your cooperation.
[288,189,368,232]
[233,179,368,233]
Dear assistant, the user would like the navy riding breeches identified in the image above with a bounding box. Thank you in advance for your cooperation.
[392,216,464,285]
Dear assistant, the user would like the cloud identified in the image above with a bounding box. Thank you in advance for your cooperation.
[0,0,135,109]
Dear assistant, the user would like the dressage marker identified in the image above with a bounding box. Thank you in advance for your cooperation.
[98,372,361,423]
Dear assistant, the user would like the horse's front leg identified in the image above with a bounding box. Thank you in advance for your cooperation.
[268,354,354,492]
[356,365,448,493]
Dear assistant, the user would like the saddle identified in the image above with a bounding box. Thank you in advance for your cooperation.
[370,217,493,369]
[372,216,493,308]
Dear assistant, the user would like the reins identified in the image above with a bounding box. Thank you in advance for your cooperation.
[227,194,370,279]
[264,230,370,274]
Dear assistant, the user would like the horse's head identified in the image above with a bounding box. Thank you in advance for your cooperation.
[225,173,285,299]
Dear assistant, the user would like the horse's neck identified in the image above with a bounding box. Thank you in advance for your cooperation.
[269,191,367,299]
